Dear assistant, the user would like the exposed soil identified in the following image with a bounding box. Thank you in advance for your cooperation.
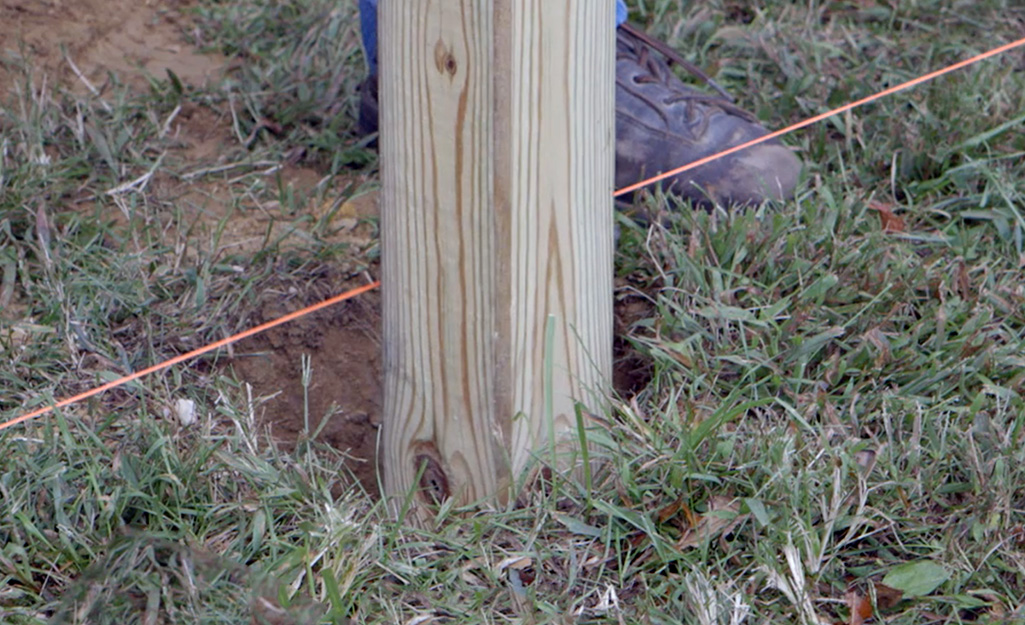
[230,275,384,493]
[613,291,656,395]
[0,0,224,94]
[0,0,651,495]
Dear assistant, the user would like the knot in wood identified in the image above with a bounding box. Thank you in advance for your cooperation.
[433,40,458,78]
[413,443,449,505]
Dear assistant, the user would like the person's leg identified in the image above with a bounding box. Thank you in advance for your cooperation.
[359,0,378,76]
[356,0,379,136]
[616,0,627,26]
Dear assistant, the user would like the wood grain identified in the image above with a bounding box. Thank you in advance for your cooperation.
[379,0,614,521]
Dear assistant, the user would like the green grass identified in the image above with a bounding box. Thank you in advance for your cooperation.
[3,0,1025,623]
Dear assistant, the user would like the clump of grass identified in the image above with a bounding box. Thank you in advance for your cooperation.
[0,374,379,624]
[0,62,182,413]
[0,45,374,418]
[191,0,375,171]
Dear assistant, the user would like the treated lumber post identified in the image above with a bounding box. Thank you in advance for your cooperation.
[379,0,614,520]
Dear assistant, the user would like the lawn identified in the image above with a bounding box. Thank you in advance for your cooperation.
[1,0,1024,623]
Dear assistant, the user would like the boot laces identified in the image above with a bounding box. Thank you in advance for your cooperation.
[617,24,757,125]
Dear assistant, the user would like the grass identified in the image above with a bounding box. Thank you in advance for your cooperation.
[2,0,1025,623]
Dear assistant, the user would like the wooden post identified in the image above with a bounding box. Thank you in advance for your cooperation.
[379,0,614,520]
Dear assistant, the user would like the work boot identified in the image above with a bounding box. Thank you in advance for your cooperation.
[356,75,379,140]
[357,25,801,207]
[615,23,800,207]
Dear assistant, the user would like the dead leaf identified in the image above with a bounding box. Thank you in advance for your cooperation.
[496,555,532,571]
[677,496,744,549]
[656,497,686,524]
[687,230,700,258]
[972,590,1005,618]
[862,327,892,368]
[854,448,877,476]
[1010,525,1025,548]
[845,590,873,625]
[868,200,906,233]
[35,200,53,268]
[955,259,973,300]
[872,582,903,610]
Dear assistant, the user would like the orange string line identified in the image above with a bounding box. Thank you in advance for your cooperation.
[0,281,380,433]
[614,35,1025,198]
[4,34,1025,434]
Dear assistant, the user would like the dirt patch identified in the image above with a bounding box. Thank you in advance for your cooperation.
[230,279,383,494]
[614,293,656,395]
[0,0,224,94]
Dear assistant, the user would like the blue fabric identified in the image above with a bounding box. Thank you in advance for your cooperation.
[616,0,628,26]
[360,0,379,75]
[361,1,628,76]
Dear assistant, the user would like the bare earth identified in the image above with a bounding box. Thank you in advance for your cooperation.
[0,0,222,93]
